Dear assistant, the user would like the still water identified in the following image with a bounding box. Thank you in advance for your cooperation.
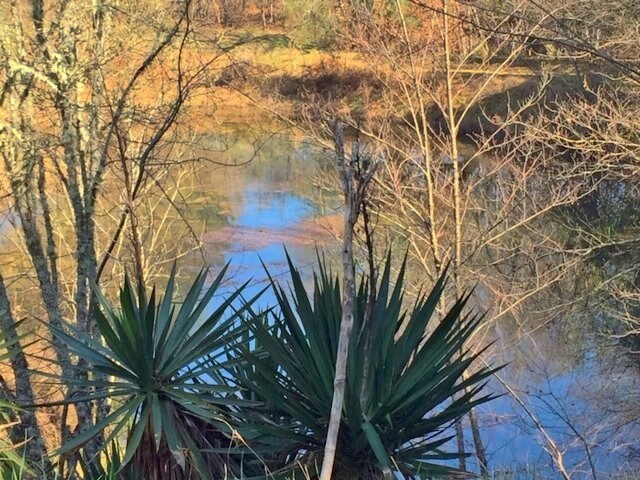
[190,130,340,312]
[191,130,638,478]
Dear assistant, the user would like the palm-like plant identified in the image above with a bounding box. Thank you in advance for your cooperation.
[235,253,499,479]
[46,265,261,480]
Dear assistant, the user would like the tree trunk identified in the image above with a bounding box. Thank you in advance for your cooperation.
[442,0,488,474]
[319,121,360,480]
[0,274,51,470]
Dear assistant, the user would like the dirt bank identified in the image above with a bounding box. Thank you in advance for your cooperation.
[202,213,342,250]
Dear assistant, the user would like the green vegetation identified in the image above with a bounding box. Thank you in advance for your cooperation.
[235,254,497,478]
[45,266,260,479]
[1,254,491,479]
[283,0,338,50]
[2,0,640,477]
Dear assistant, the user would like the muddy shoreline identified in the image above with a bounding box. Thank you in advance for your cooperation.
[202,213,342,250]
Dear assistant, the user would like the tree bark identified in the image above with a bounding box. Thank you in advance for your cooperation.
[0,274,51,471]
[442,1,488,474]
[320,121,359,480]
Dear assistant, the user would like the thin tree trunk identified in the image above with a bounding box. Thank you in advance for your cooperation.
[0,274,51,470]
[320,121,360,480]
[320,122,378,479]
[396,0,468,470]
[468,400,488,475]
[442,1,488,474]
[454,419,467,472]
[358,200,378,408]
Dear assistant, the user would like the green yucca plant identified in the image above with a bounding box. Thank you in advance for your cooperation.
[234,253,499,479]
[43,265,262,480]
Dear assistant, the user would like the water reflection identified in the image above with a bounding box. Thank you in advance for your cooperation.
[194,131,338,313]
[478,330,638,477]
[189,130,639,477]
[234,190,315,230]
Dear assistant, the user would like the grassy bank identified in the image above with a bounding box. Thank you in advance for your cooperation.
[186,30,601,142]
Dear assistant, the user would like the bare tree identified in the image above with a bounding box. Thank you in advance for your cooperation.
[291,0,640,474]
[0,0,247,468]
[320,121,379,480]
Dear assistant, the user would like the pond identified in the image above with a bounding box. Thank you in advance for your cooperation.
[187,129,341,309]
[191,127,640,478]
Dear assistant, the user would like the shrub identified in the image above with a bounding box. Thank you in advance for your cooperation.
[235,253,499,478]
[47,265,261,480]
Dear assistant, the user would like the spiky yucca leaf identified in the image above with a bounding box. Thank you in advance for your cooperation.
[42,265,262,480]
[236,252,500,479]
